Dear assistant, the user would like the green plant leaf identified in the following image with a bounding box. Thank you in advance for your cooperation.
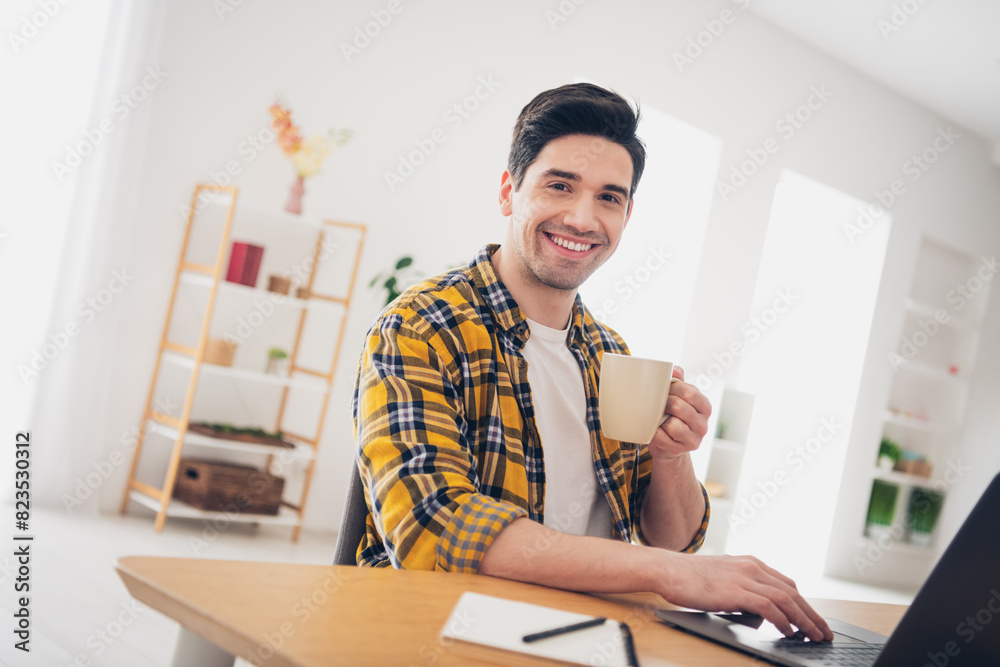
[395,256,413,270]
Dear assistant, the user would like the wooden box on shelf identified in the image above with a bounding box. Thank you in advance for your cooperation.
[267,274,292,295]
[203,338,237,366]
[173,458,284,515]
[895,460,933,479]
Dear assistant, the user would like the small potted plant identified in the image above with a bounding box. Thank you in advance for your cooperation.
[865,479,899,542]
[907,487,944,548]
[877,437,902,472]
[266,347,289,376]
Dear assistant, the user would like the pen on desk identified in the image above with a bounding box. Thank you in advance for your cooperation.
[522,617,607,643]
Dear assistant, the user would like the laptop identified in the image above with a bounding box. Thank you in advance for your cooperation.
[656,472,1000,666]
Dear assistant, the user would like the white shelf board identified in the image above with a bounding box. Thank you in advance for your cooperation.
[179,270,344,312]
[146,420,315,459]
[883,411,954,434]
[128,490,299,526]
[856,536,935,558]
[870,467,941,489]
[904,298,979,330]
[200,192,330,232]
[162,351,329,393]
[893,358,967,383]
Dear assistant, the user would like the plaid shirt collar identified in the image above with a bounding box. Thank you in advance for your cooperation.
[468,243,592,350]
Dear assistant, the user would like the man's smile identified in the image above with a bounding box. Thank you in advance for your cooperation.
[543,231,600,256]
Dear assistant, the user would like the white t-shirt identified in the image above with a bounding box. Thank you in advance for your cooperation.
[522,317,614,538]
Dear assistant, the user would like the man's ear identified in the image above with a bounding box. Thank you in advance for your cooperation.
[624,197,635,228]
[499,170,514,217]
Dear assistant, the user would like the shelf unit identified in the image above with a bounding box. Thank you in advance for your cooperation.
[826,235,990,586]
[697,387,755,555]
[119,183,366,540]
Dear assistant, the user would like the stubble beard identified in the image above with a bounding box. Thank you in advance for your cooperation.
[513,226,606,292]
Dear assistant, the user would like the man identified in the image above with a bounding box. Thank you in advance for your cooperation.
[352,83,832,642]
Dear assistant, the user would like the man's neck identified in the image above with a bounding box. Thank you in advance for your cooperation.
[492,246,576,330]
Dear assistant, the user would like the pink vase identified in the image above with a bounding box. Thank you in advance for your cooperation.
[285,174,305,215]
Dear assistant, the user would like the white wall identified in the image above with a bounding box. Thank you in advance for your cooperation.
[35,1,999,560]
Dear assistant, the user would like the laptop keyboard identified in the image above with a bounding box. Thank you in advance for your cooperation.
[776,642,883,666]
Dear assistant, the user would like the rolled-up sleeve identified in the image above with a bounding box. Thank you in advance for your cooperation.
[356,313,527,573]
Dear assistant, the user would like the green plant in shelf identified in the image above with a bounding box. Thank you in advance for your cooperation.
[268,347,289,360]
[369,256,416,307]
[878,438,902,464]
[866,480,899,527]
[193,421,285,439]
[877,437,902,472]
[908,487,945,535]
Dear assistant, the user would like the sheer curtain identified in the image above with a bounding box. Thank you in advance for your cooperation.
[27,0,169,510]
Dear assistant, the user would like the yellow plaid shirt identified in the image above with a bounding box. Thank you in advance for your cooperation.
[351,244,709,572]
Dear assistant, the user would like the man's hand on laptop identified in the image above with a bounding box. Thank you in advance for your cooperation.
[658,552,834,642]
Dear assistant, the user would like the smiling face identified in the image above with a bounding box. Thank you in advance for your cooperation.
[499,134,634,294]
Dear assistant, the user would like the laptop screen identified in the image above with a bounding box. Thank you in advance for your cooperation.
[874,473,1000,665]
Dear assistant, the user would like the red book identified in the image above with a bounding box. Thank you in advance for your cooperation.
[226,242,264,287]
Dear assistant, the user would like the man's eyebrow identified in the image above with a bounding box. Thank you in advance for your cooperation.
[540,168,630,199]
[540,168,580,182]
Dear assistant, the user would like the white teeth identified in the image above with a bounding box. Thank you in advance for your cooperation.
[551,235,592,252]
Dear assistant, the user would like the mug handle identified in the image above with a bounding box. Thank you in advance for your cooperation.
[656,377,683,428]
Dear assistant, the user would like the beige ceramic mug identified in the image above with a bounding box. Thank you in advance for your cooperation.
[599,353,679,443]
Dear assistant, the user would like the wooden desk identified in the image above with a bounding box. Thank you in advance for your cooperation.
[115,556,907,666]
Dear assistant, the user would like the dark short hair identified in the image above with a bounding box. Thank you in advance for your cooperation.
[507,83,646,200]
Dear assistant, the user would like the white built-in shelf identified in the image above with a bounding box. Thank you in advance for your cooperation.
[129,490,299,526]
[856,536,934,557]
[871,467,939,489]
[883,410,954,434]
[179,271,344,312]
[162,351,329,393]
[146,421,315,460]
[904,298,978,330]
[893,358,966,383]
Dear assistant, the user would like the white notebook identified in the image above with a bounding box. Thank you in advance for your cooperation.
[439,591,638,666]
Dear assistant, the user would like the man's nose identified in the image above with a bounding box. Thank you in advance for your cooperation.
[562,196,599,234]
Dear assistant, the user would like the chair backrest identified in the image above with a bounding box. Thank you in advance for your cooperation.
[332,464,367,566]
